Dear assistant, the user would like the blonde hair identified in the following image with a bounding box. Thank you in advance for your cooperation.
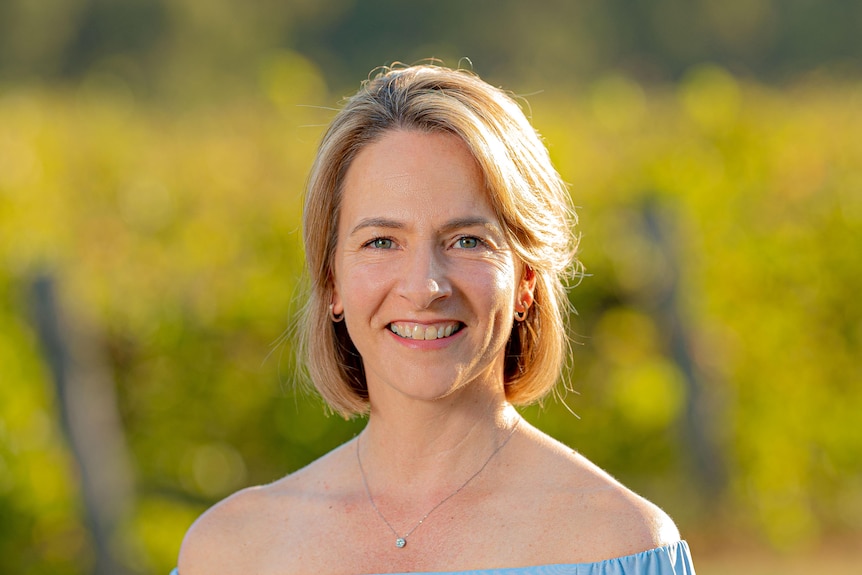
[299,64,579,417]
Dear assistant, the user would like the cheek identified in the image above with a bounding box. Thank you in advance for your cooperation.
[338,262,393,308]
[492,274,515,305]
[466,261,518,309]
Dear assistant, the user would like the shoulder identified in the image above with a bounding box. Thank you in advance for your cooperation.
[511,423,681,562]
[176,480,309,575]
[177,442,356,575]
[575,472,681,558]
[176,485,269,575]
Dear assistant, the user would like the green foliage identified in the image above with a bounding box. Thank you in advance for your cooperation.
[3,0,862,95]
[2,61,861,573]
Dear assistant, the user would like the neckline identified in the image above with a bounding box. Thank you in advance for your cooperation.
[170,540,691,575]
[360,540,691,574]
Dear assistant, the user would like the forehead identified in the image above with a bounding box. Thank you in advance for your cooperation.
[339,130,495,227]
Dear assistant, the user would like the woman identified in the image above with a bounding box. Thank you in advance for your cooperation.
[175,64,695,574]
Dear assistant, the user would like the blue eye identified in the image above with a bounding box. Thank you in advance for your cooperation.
[367,237,394,249]
[456,236,481,249]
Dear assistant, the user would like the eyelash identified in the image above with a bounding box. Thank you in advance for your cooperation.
[363,237,396,249]
[454,235,486,249]
[361,235,488,250]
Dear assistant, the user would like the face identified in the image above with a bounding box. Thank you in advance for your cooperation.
[331,130,535,406]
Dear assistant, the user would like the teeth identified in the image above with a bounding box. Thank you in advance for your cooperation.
[389,322,460,340]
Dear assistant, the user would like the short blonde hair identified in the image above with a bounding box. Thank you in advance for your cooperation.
[300,64,579,417]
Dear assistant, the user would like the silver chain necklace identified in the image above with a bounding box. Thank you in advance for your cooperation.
[356,418,520,549]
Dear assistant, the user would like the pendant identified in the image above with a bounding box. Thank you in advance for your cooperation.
[395,538,406,548]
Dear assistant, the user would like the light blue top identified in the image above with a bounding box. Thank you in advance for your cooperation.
[170,539,694,574]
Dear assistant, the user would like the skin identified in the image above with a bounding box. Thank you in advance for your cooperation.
[331,128,534,420]
[177,130,680,575]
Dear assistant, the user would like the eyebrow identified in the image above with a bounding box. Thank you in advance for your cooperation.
[439,217,503,236]
[349,217,404,236]
[349,216,503,237]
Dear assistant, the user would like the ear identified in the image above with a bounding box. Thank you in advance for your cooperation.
[329,273,344,317]
[516,264,536,312]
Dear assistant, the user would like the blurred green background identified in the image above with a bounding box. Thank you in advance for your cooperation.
[1,1,860,574]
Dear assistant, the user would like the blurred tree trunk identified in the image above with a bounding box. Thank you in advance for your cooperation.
[643,200,727,498]
[30,274,137,575]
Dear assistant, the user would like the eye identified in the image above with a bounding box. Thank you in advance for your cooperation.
[455,236,482,249]
[365,237,395,249]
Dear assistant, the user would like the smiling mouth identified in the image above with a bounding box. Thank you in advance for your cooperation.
[388,321,463,341]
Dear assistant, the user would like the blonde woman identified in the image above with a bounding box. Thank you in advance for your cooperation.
[174,65,696,575]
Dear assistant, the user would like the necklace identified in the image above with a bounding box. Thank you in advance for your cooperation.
[356,418,520,549]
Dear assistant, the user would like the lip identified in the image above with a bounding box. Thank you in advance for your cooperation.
[386,320,465,349]
[388,320,463,341]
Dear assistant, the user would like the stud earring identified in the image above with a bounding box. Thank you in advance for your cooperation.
[329,304,344,323]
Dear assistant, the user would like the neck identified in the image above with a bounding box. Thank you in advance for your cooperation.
[357,394,519,492]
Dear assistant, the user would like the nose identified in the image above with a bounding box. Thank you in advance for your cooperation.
[397,245,452,309]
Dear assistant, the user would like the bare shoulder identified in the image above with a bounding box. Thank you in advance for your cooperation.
[177,484,274,575]
[177,442,356,575]
[514,423,681,562]
[572,466,682,557]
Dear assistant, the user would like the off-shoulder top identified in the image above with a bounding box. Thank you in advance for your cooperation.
[170,539,694,574]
